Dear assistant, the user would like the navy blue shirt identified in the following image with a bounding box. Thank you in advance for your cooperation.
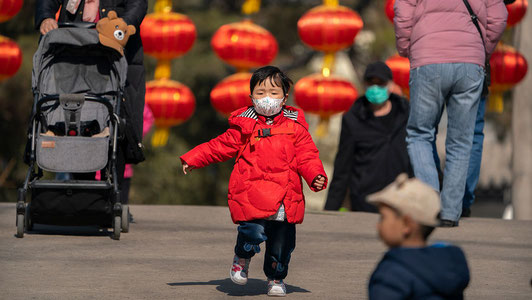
[369,243,470,300]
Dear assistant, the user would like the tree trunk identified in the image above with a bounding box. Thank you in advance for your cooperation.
[512,11,532,220]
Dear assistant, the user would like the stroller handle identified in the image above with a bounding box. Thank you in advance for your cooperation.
[36,94,114,116]
[58,22,96,29]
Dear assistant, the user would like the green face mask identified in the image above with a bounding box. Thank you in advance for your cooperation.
[365,85,389,105]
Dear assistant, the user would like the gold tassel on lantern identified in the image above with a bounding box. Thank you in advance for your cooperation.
[321,52,335,77]
[242,0,261,15]
[152,128,170,147]
[155,59,171,80]
[488,93,504,113]
[315,117,330,138]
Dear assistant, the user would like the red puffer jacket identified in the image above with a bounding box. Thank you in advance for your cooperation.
[180,105,327,224]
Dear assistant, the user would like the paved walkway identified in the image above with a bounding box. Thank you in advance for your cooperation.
[0,203,531,299]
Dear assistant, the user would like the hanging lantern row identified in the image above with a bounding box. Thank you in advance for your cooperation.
[140,0,196,147]
[0,35,22,81]
[0,0,23,22]
[507,0,528,27]
[385,54,410,97]
[210,72,253,117]
[209,0,278,117]
[487,43,528,112]
[0,0,23,81]
[294,73,358,118]
[146,79,196,146]
[295,0,363,136]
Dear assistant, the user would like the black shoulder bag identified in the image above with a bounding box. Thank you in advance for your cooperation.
[462,0,491,97]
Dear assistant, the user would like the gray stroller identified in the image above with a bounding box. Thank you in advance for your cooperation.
[17,24,129,240]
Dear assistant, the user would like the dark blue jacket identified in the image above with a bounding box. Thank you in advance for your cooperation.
[369,244,470,300]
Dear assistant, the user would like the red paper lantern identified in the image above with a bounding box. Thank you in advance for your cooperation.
[490,43,528,93]
[385,54,410,96]
[297,4,363,53]
[0,0,23,22]
[385,0,395,23]
[0,35,22,81]
[294,73,358,118]
[145,79,196,146]
[506,0,528,27]
[140,12,196,60]
[210,72,252,117]
[211,19,278,70]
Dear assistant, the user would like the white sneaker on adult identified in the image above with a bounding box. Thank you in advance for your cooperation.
[230,255,250,285]
[267,279,286,297]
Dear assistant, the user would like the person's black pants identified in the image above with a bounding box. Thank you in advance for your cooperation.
[234,219,296,280]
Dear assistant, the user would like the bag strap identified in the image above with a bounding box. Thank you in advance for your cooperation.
[462,0,487,53]
[462,0,491,89]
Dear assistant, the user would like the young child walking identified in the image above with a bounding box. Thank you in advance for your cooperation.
[180,66,327,297]
[367,173,470,299]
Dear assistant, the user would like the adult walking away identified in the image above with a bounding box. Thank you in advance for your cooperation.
[324,62,412,212]
[394,0,507,226]
[35,0,148,185]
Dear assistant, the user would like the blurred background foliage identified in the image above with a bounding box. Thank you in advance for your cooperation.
[0,0,516,205]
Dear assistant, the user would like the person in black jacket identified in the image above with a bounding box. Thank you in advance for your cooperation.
[324,61,412,212]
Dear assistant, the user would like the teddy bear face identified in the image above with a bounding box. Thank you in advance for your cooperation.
[96,10,136,55]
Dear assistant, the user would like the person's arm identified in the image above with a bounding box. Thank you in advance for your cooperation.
[485,0,508,56]
[394,0,417,57]
[324,115,355,210]
[35,0,62,34]
[121,0,148,29]
[294,125,327,192]
[180,126,245,172]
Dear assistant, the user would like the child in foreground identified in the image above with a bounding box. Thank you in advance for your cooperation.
[180,66,327,297]
[367,173,470,300]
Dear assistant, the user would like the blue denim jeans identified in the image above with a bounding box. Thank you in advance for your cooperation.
[234,220,296,280]
[433,97,486,210]
[407,63,484,221]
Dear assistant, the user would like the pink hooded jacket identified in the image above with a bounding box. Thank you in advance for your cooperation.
[394,0,507,69]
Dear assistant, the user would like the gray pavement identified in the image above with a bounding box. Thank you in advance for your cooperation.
[0,202,531,299]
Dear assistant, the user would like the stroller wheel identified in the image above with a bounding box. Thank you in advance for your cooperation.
[16,214,25,238]
[25,205,33,232]
[121,204,129,233]
[112,215,121,240]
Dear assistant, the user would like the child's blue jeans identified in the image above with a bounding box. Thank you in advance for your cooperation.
[234,219,296,280]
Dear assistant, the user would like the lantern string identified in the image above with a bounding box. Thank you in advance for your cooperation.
[242,0,261,15]
[322,52,336,77]
[155,0,172,13]
[155,59,172,80]
[324,0,339,7]
[152,128,170,147]
[315,117,330,138]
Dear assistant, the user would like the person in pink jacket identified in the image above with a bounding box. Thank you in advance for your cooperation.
[394,0,507,226]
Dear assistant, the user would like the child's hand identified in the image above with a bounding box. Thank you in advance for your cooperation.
[182,163,194,175]
[312,175,326,191]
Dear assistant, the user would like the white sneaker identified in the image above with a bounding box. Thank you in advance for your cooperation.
[230,255,250,285]
[267,279,286,297]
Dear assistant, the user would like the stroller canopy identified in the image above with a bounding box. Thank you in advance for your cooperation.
[32,27,128,97]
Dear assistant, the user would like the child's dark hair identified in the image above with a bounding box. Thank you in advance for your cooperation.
[420,225,435,241]
[388,205,435,241]
[250,66,293,95]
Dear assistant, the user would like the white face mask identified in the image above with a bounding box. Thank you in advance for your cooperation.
[252,96,285,116]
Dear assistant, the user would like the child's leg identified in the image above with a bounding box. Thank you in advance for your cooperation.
[263,221,296,280]
[235,220,268,259]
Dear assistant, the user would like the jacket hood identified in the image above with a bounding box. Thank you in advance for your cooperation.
[228,105,309,134]
[386,244,470,296]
